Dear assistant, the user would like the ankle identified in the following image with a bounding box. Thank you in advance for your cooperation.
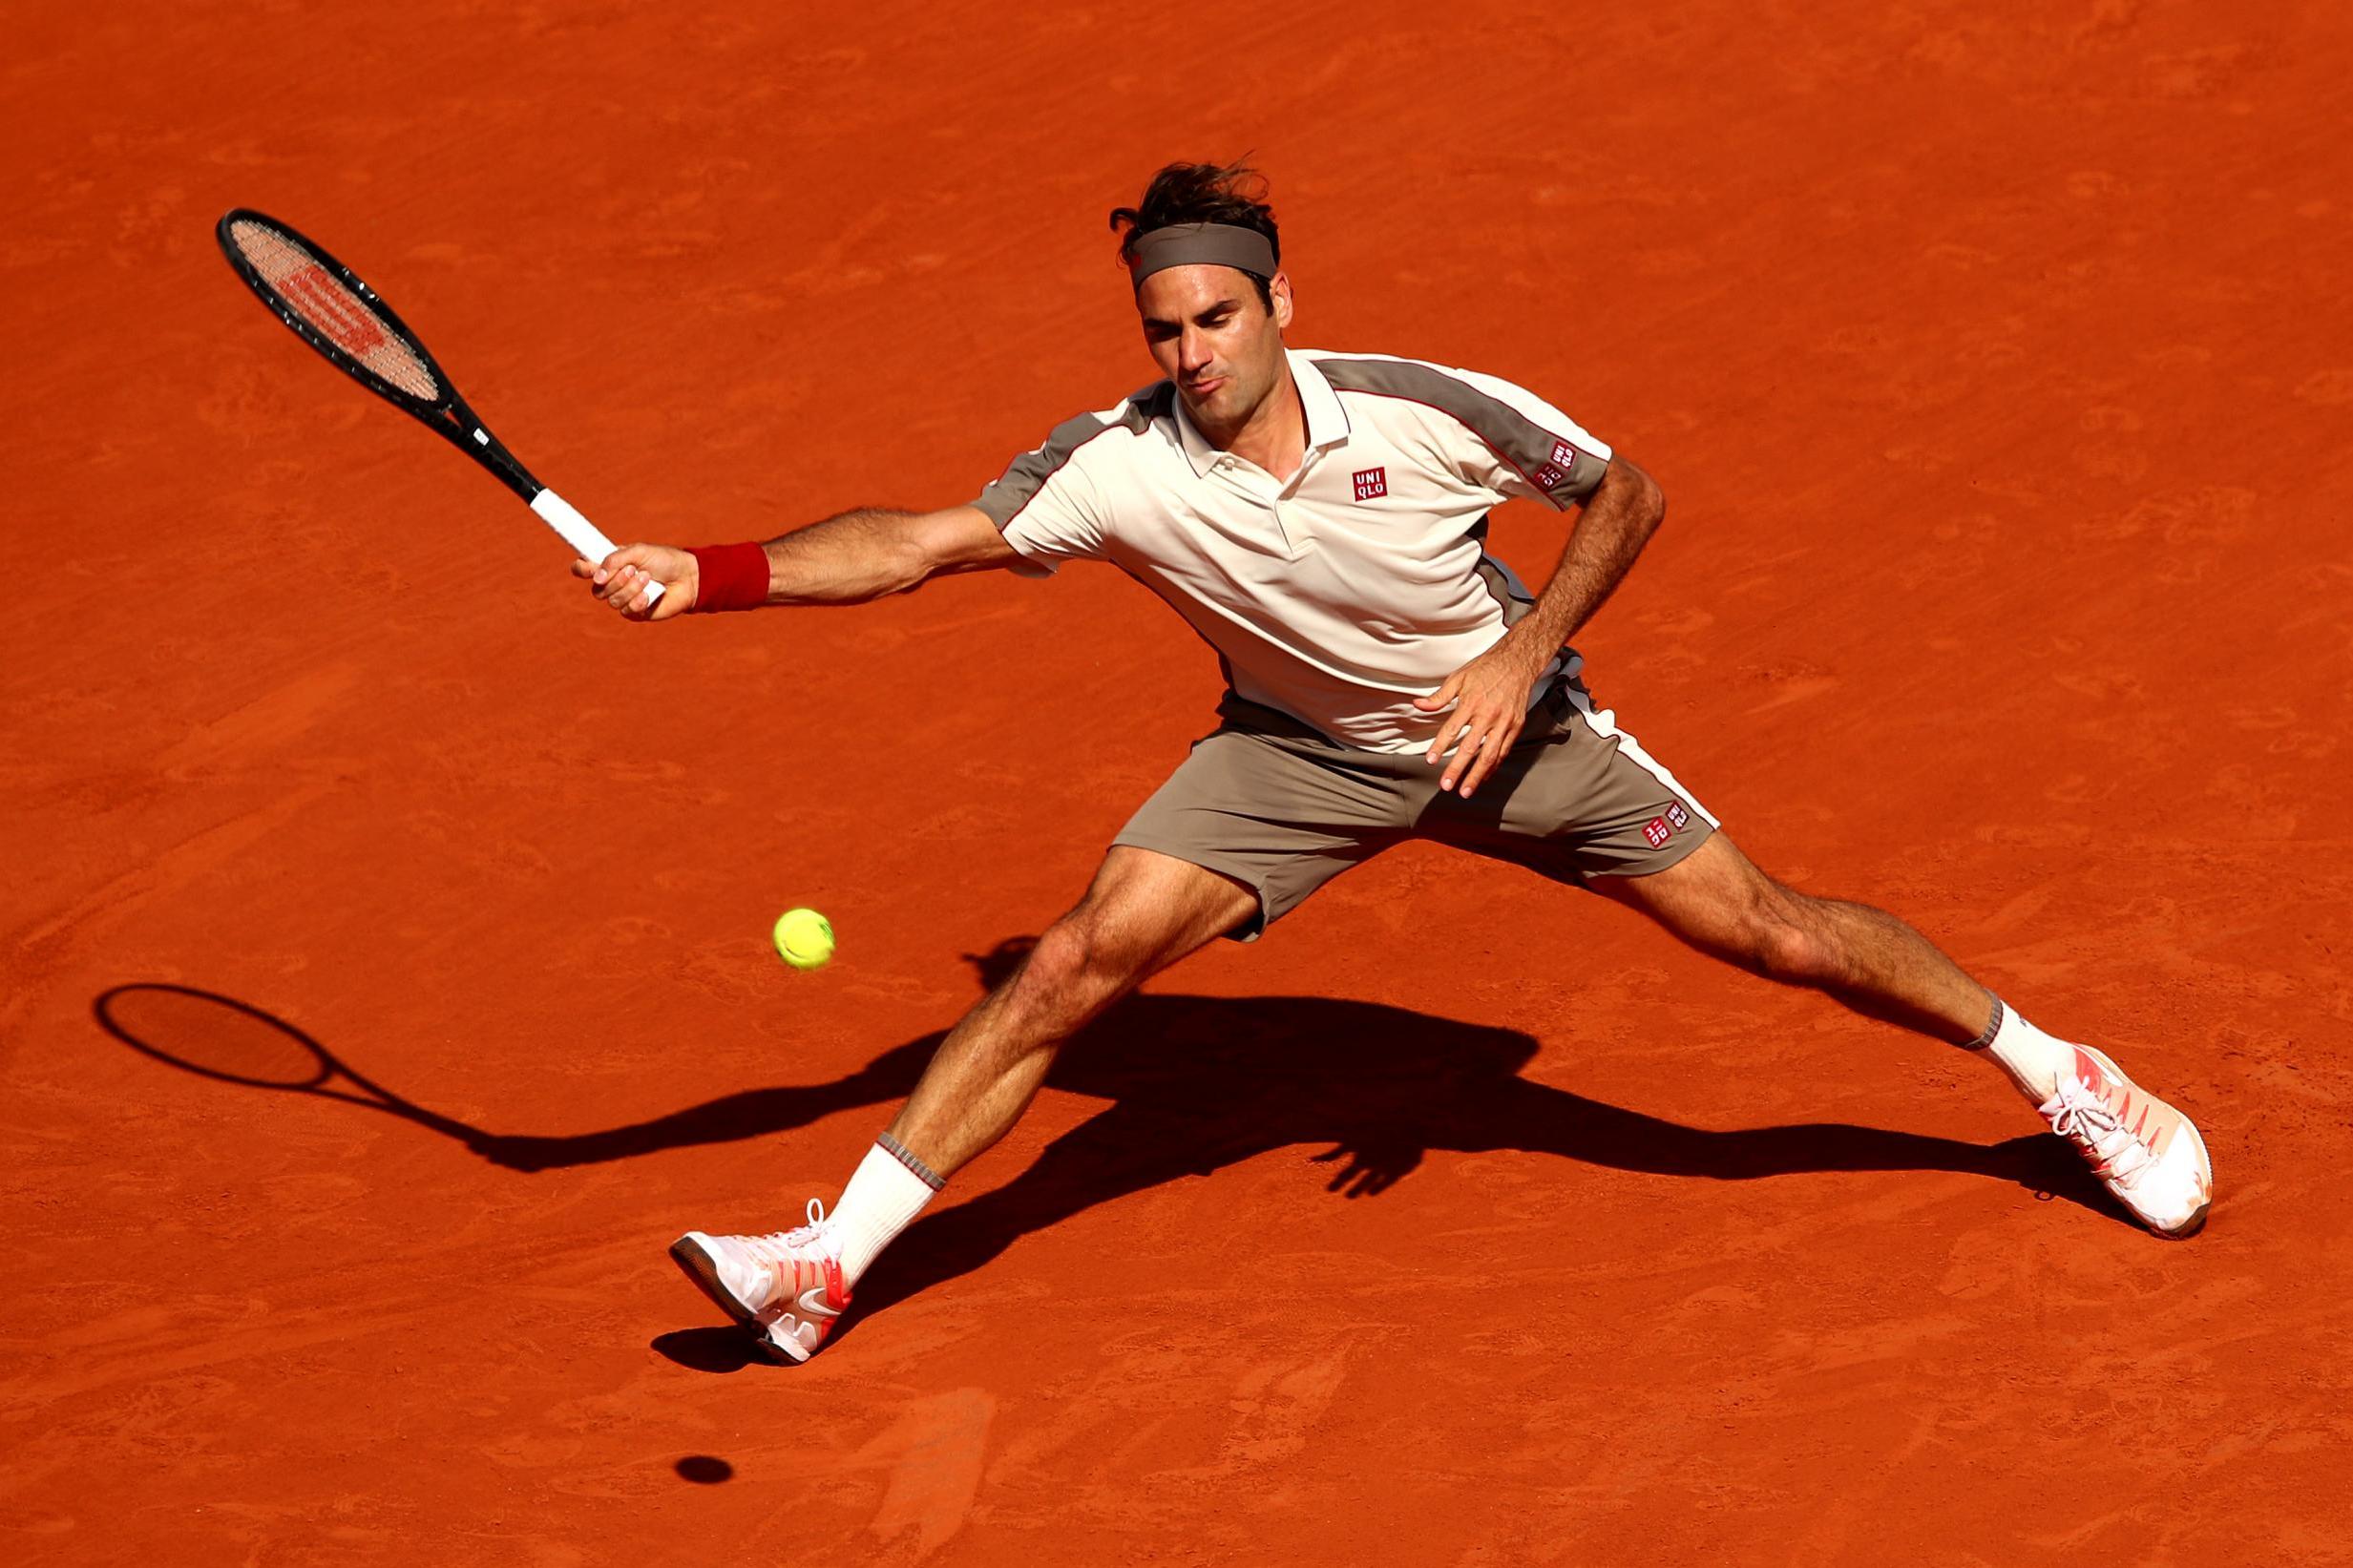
[1966,997,2071,1103]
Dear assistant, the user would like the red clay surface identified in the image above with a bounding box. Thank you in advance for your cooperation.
[7,2,2352,1563]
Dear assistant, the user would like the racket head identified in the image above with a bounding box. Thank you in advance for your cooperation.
[96,983,335,1091]
[216,209,453,417]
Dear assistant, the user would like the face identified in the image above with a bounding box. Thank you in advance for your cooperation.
[1135,263,1294,433]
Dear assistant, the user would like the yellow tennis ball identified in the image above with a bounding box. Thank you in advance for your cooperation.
[771,908,834,970]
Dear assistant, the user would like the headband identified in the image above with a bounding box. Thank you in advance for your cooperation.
[1126,222,1278,287]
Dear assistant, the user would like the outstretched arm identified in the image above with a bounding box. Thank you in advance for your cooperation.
[573,504,1020,620]
[1415,455,1667,796]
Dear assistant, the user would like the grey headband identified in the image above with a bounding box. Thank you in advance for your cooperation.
[1126,222,1278,287]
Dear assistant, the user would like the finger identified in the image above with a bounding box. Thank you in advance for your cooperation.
[601,563,645,608]
[1415,673,1464,714]
[571,556,596,580]
[1457,714,1523,799]
[623,570,664,617]
[596,543,662,587]
[1420,678,1468,762]
[1439,722,1491,791]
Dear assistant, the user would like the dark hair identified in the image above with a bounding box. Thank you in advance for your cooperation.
[1109,160,1280,308]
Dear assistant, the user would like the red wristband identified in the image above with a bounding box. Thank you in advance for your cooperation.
[684,543,768,613]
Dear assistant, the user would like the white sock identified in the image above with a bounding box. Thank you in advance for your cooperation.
[1969,996,2075,1104]
[829,1136,941,1287]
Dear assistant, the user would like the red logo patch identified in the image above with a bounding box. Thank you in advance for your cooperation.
[1550,438,1579,470]
[1533,462,1569,491]
[1353,466,1387,501]
[1667,804,1689,829]
[1643,815,1673,849]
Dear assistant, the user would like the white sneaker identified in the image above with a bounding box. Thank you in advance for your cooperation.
[669,1200,849,1362]
[2039,1045,2213,1239]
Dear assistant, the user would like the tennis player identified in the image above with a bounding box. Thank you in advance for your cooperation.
[578,162,2213,1362]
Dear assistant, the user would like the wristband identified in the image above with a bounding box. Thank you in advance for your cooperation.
[684,542,769,613]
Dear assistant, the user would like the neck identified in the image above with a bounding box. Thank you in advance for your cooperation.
[1195,356,1307,481]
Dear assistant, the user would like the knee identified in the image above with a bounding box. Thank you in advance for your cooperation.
[1737,895,1834,985]
[1002,916,1125,1030]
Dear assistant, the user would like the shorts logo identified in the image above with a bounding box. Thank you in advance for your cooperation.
[1643,815,1674,849]
[1667,804,1690,829]
[1533,462,1569,491]
[1352,466,1388,501]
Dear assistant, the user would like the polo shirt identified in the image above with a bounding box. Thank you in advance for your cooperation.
[971,349,1615,754]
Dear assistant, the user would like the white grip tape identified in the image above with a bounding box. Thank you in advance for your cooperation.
[532,488,664,606]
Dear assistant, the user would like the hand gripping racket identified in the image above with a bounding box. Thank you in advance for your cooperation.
[215,208,658,605]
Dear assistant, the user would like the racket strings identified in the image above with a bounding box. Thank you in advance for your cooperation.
[224,219,439,402]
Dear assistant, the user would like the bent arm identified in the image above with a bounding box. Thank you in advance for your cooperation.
[1414,454,1668,796]
[1504,454,1666,659]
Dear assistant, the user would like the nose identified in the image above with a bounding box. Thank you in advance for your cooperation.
[1178,325,1211,376]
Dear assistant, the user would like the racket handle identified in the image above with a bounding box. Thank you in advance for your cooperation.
[532,488,666,608]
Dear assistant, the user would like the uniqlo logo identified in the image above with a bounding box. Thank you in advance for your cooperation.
[1533,462,1569,491]
[1667,804,1689,829]
[1550,438,1579,469]
[1643,816,1672,849]
[1353,467,1387,500]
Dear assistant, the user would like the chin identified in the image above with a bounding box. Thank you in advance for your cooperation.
[1187,383,1240,422]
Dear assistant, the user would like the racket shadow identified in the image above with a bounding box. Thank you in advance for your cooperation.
[90,981,915,1171]
[95,983,483,1144]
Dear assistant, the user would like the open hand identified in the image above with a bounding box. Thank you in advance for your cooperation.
[571,543,697,621]
[1414,635,1551,798]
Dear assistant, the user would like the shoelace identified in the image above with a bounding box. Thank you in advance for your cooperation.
[2047,1080,2155,1188]
[739,1200,833,1268]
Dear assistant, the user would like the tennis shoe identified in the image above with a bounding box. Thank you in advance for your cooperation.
[670,1200,849,1362]
[2039,1045,2212,1239]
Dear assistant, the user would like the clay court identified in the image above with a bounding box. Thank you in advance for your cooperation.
[8,1,2351,1562]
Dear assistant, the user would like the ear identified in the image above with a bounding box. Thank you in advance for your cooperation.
[1270,270,1294,331]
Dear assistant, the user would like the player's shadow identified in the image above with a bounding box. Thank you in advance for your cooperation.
[95,949,2121,1352]
[466,938,2114,1348]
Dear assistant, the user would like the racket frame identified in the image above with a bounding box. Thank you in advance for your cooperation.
[215,208,658,601]
[216,208,544,503]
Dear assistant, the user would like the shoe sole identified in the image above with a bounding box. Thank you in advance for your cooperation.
[667,1235,814,1364]
[2076,1047,2214,1241]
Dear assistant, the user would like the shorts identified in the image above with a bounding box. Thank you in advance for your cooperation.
[1112,680,1718,941]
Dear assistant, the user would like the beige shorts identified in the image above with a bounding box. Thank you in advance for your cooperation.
[1113,681,1717,940]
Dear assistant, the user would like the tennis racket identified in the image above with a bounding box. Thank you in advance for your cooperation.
[214,208,658,605]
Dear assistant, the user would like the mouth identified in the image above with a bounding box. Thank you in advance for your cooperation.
[1183,374,1228,400]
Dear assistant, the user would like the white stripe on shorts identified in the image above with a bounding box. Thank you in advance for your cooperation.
[1561,684,1721,829]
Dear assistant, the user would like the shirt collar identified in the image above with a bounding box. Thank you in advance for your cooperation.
[1170,347,1355,477]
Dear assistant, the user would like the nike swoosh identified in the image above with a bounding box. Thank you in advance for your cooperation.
[797,1286,841,1319]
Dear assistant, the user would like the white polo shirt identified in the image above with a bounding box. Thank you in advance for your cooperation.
[972,349,1614,753]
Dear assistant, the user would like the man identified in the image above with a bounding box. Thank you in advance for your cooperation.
[578,162,2213,1363]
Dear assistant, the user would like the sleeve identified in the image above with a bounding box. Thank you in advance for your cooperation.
[970,408,1120,578]
[1399,362,1614,511]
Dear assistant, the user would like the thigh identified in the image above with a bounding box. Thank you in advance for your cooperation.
[1585,830,1787,956]
[1111,716,1430,941]
[1063,845,1263,968]
[1427,681,1717,886]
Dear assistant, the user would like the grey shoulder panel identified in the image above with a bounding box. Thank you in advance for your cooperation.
[972,383,1174,529]
[1311,356,1607,507]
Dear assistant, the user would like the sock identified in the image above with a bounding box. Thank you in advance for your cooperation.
[829,1135,942,1287]
[1964,995,2075,1104]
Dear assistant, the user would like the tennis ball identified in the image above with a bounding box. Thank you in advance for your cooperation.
[772,908,834,970]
